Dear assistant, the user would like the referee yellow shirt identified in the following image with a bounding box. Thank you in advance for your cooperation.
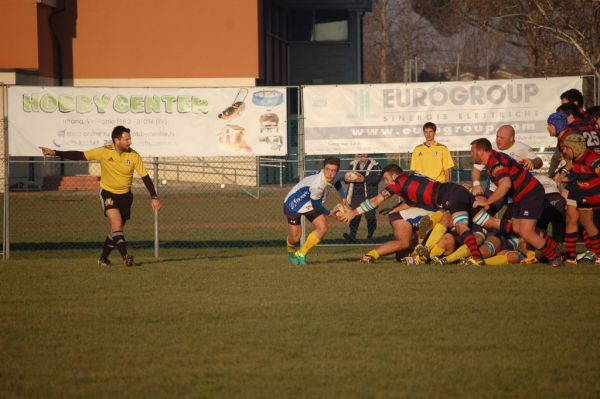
[84,145,149,194]
[410,141,455,182]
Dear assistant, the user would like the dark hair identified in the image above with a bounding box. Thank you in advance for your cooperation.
[556,103,582,118]
[382,163,403,176]
[586,105,600,118]
[560,89,584,107]
[470,138,492,151]
[111,125,131,142]
[423,122,437,132]
[323,156,341,169]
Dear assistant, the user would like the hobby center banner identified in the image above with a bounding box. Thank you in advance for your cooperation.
[8,86,287,157]
[303,76,582,154]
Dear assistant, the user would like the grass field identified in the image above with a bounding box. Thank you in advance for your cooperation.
[1,248,599,399]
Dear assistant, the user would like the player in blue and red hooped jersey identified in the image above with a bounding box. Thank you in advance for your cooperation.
[558,131,600,264]
[470,138,562,266]
[341,164,485,264]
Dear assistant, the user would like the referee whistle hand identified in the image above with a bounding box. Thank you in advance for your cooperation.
[151,198,161,213]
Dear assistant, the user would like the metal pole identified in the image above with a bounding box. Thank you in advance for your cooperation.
[298,86,306,246]
[279,160,283,188]
[153,157,159,258]
[2,83,9,259]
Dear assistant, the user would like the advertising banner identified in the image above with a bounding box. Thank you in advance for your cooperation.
[303,76,582,154]
[8,86,287,157]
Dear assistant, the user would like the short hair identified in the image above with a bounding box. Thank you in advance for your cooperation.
[586,105,600,118]
[111,125,131,142]
[470,138,493,151]
[560,89,584,107]
[423,122,437,132]
[323,156,340,169]
[557,103,582,118]
[382,163,403,176]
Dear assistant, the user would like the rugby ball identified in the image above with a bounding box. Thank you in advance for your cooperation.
[344,171,361,182]
[333,203,348,218]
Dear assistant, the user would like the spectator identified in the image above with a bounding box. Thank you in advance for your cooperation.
[343,154,380,242]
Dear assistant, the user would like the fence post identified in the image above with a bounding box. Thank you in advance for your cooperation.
[2,83,9,259]
[153,157,159,258]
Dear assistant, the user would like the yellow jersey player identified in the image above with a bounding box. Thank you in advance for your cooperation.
[40,125,161,267]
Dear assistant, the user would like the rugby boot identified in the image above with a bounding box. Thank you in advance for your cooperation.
[359,254,376,264]
[550,257,563,267]
[431,256,448,266]
[466,257,485,266]
[97,258,112,267]
[564,258,577,265]
[293,251,307,265]
[288,252,299,265]
[414,244,430,262]
[401,255,422,265]
[576,251,596,263]
[124,254,135,267]
[520,252,538,264]
[417,215,433,240]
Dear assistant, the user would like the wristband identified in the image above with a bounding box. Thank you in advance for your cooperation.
[151,196,159,200]
[473,181,481,186]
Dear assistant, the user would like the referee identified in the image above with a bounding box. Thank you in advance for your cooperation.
[40,125,161,267]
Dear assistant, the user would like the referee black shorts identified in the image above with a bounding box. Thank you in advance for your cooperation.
[100,189,133,221]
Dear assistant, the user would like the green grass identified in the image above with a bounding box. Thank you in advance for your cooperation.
[1,249,599,398]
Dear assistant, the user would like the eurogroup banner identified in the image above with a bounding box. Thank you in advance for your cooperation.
[8,86,287,157]
[303,76,582,154]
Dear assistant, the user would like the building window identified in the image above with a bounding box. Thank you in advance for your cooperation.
[288,9,349,42]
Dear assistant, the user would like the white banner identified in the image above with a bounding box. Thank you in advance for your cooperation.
[303,76,582,154]
[8,86,287,157]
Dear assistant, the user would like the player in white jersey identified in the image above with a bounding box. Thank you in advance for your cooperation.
[531,172,566,244]
[283,156,346,265]
[471,125,543,214]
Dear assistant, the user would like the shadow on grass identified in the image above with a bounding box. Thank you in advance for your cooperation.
[7,240,286,251]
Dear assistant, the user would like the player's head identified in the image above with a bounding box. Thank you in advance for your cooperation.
[382,163,403,184]
[495,125,515,150]
[111,125,132,151]
[559,131,586,160]
[560,89,584,107]
[586,105,600,128]
[547,112,568,137]
[356,153,368,161]
[322,156,341,183]
[470,138,493,164]
[422,122,437,143]
[557,102,582,121]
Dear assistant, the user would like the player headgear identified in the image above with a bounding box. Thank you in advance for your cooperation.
[560,131,587,158]
[547,112,568,134]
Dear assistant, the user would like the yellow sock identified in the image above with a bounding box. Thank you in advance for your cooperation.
[286,237,296,252]
[445,245,472,263]
[296,231,321,256]
[366,249,380,260]
[425,224,447,249]
[484,254,510,265]
[430,210,444,225]
[429,245,445,258]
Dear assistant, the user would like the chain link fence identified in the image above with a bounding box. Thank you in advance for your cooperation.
[0,147,564,260]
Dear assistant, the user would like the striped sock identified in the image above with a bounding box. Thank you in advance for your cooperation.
[589,234,600,257]
[582,230,591,250]
[564,232,578,261]
[500,219,513,234]
[539,236,559,261]
[461,231,482,260]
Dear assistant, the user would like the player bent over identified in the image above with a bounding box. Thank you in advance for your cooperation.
[342,164,486,265]
[283,156,346,265]
[39,125,161,267]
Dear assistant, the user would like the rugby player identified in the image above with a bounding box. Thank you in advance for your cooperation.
[283,156,346,265]
[470,138,562,266]
[39,125,161,267]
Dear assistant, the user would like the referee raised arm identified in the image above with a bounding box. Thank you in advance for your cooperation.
[39,125,161,267]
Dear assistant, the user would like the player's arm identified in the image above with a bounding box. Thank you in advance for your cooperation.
[474,176,510,208]
[333,179,346,200]
[471,164,484,195]
[342,188,391,222]
[140,174,161,212]
[39,147,86,161]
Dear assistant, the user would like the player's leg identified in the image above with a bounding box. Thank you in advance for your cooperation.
[563,203,580,263]
[361,219,412,263]
[295,213,328,262]
[284,205,303,264]
[579,208,600,261]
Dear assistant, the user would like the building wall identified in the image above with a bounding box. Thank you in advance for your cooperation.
[64,0,259,82]
[0,1,40,70]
